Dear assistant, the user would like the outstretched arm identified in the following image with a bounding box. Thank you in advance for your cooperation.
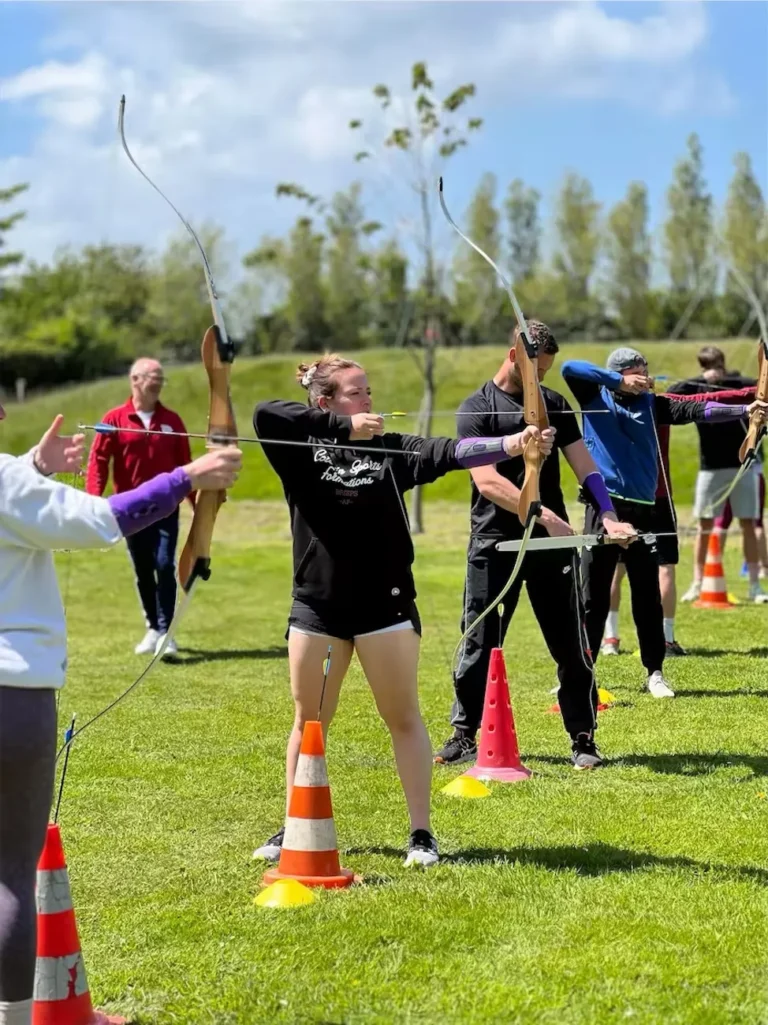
[0,449,240,552]
[561,360,623,405]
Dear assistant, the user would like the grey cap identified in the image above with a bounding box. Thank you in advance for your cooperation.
[606,347,646,372]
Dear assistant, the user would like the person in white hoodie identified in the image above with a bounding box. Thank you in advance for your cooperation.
[0,404,241,1025]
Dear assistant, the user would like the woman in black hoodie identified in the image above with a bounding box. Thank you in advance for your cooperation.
[252,353,553,868]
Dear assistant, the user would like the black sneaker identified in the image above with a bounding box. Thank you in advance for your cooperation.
[404,829,439,868]
[433,733,477,765]
[665,640,687,657]
[251,826,284,862]
[571,733,604,771]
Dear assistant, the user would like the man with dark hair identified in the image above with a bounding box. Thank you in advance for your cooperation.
[666,346,763,602]
[435,321,635,771]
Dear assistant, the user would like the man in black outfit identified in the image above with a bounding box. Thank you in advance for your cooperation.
[434,321,635,771]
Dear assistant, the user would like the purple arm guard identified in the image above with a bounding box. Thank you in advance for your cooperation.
[583,472,615,516]
[455,436,508,468]
[107,467,192,537]
[702,402,749,423]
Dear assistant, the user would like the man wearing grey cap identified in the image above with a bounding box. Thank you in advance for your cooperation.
[561,348,766,698]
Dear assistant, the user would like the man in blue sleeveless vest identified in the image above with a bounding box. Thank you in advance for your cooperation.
[562,347,766,699]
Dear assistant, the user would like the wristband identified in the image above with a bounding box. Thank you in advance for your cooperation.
[702,402,748,422]
[455,436,508,469]
[583,471,615,516]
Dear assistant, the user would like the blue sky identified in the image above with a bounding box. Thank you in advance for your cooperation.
[0,1,766,288]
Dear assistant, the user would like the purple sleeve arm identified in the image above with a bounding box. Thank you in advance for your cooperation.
[454,436,509,468]
[582,472,616,516]
[107,467,192,537]
[702,402,749,423]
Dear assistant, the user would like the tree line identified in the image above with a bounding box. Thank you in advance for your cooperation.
[1,62,765,394]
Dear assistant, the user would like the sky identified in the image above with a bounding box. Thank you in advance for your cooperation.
[1,0,766,286]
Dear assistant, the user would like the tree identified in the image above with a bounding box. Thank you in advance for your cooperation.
[553,172,601,312]
[243,211,328,352]
[349,61,482,531]
[603,182,651,338]
[145,225,227,361]
[367,239,409,347]
[505,178,541,283]
[722,151,768,330]
[325,183,378,349]
[282,217,328,351]
[0,183,29,275]
[664,133,714,297]
[451,173,505,345]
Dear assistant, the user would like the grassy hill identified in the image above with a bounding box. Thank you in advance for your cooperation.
[2,338,762,518]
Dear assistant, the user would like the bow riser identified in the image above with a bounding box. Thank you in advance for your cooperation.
[515,331,549,526]
[738,340,767,464]
[177,325,238,592]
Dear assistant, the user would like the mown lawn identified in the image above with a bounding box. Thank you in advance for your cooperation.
[55,500,768,1025]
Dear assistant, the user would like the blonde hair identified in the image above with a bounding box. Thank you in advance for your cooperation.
[296,354,363,406]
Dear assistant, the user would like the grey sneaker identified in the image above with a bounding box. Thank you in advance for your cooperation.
[571,733,604,770]
[434,733,477,766]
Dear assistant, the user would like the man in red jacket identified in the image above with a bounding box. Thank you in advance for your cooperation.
[86,358,193,658]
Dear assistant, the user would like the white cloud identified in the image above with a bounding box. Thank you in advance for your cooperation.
[0,0,739,274]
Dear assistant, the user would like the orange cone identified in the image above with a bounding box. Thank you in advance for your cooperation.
[33,824,126,1025]
[694,531,735,609]
[466,648,532,782]
[263,721,355,889]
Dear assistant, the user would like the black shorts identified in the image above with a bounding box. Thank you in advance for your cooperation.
[286,596,422,642]
[617,497,678,566]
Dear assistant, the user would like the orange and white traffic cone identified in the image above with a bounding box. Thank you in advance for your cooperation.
[33,824,126,1025]
[694,531,736,609]
[263,721,355,889]
[465,648,531,782]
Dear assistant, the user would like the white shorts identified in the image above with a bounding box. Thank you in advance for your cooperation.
[693,468,759,519]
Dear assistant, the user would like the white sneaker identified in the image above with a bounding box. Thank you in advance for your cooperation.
[601,637,620,656]
[252,827,284,862]
[404,829,439,868]
[154,633,178,659]
[680,582,701,602]
[135,628,160,655]
[646,671,675,698]
[749,584,768,604]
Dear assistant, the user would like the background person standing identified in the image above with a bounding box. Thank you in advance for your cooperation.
[86,358,193,658]
[666,346,763,603]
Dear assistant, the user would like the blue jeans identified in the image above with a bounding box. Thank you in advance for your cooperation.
[125,510,179,633]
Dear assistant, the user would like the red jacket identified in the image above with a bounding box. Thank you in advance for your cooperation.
[86,398,194,499]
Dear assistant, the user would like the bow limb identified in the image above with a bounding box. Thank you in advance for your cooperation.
[119,96,237,592]
[440,178,551,659]
[54,98,238,759]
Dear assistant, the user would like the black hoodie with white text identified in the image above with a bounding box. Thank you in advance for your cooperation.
[253,400,464,606]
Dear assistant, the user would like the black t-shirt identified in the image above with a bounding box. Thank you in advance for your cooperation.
[666,374,756,470]
[458,381,582,539]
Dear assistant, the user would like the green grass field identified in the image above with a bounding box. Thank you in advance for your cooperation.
[7,340,767,1021]
[55,496,768,1025]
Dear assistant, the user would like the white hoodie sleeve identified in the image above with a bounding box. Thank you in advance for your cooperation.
[0,454,122,551]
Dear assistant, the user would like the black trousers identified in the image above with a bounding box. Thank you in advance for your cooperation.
[451,536,597,740]
[581,501,665,674]
[0,687,57,1002]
